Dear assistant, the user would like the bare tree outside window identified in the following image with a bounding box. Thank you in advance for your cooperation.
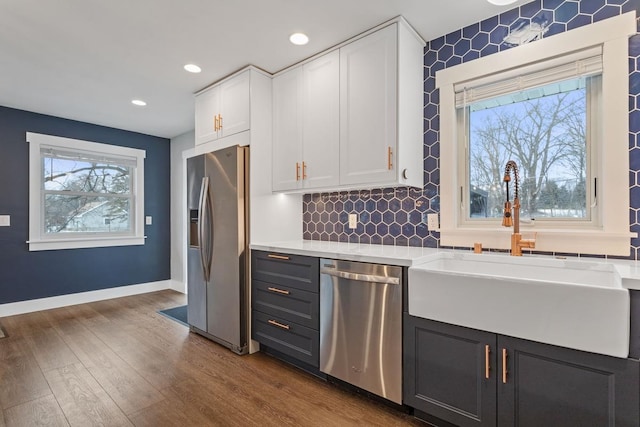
[465,77,591,221]
[43,156,132,234]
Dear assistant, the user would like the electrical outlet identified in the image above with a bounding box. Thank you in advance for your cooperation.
[0,215,9,226]
[145,216,152,225]
[348,213,358,229]
[427,213,439,231]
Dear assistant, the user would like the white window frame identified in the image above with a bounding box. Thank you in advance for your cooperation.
[436,12,637,256]
[27,132,146,251]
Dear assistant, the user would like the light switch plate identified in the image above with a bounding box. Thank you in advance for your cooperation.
[0,215,9,226]
[348,213,357,229]
[145,216,152,225]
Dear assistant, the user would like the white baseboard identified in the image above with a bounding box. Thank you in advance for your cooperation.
[170,280,186,294]
[0,280,174,317]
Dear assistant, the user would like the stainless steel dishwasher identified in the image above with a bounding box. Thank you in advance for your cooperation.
[319,259,403,404]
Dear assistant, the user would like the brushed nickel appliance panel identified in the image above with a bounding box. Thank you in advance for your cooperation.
[319,259,403,404]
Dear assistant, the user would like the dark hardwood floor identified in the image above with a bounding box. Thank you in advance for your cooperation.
[0,290,423,426]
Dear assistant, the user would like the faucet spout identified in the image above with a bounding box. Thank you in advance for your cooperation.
[503,160,533,256]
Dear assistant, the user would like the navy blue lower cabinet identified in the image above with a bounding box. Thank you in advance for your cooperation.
[251,250,321,373]
[404,314,640,427]
[497,334,639,427]
[404,314,497,427]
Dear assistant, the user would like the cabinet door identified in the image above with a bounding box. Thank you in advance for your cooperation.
[498,335,640,427]
[404,315,497,427]
[302,50,340,189]
[195,86,220,145]
[272,68,303,191]
[219,70,250,138]
[340,24,397,186]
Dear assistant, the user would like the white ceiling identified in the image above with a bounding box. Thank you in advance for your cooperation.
[0,0,526,139]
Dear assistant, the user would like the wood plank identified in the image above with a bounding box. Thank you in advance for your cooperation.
[128,386,218,427]
[3,290,419,426]
[3,395,69,427]
[1,311,51,337]
[50,316,164,415]
[23,327,79,373]
[80,317,190,390]
[44,363,132,427]
[163,378,260,426]
[0,337,52,410]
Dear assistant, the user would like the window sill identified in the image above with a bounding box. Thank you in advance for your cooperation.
[27,236,146,251]
[440,228,636,257]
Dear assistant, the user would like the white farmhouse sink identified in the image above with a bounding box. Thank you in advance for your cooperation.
[408,252,630,358]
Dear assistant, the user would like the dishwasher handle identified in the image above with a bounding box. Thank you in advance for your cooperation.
[320,267,400,285]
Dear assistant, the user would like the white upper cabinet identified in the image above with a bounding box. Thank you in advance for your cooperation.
[340,22,423,189]
[271,18,425,193]
[195,70,250,146]
[340,24,397,186]
[272,50,340,191]
[272,67,304,191]
[302,50,340,189]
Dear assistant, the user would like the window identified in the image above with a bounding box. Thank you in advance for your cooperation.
[437,13,636,256]
[459,60,601,226]
[27,132,146,251]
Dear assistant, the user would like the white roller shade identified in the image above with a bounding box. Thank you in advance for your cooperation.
[455,46,602,108]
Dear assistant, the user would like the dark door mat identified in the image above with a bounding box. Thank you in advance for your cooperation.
[158,305,188,326]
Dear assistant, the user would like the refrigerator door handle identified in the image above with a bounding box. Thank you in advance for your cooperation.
[198,177,212,282]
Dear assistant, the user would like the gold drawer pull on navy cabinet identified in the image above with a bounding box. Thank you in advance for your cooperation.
[268,287,290,295]
[267,254,290,260]
[268,319,291,330]
[502,348,508,384]
[485,344,491,379]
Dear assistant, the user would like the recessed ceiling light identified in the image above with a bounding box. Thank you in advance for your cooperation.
[131,99,147,106]
[289,33,309,46]
[487,0,517,4]
[184,64,202,73]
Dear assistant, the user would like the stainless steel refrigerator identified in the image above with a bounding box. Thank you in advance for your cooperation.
[187,145,249,355]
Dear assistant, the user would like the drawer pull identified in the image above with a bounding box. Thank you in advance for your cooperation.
[502,348,508,384]
[267,287,290,295]
[485,344,490,379]
[267,254,290,260]
[268,319,290,330]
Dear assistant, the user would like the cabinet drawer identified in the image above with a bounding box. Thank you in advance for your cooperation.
[252,280,319,330]
[252,310,319,367]
[251,251,319,292]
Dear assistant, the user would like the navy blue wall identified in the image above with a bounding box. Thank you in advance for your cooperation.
[0,106,171,304]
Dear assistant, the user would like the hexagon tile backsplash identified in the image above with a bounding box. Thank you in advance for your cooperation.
[303,0,640,260]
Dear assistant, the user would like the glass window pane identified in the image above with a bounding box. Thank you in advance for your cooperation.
[44,195,130,234]
[43,157,131,194]
[466,76,590,220]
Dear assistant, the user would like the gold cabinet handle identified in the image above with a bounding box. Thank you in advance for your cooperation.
[387,146,393,170]
[296,162,300,181]
[267,254,290,260]
[302,161,307,179]
[219,114,223,129]
[485,345,490,379]
[268,319,290,330]
[267,287,290,295]
[502,348,508,384]
[214,115,218,132]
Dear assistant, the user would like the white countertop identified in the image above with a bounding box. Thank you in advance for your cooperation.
[250,240,444,267]
[250,239,640,289]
